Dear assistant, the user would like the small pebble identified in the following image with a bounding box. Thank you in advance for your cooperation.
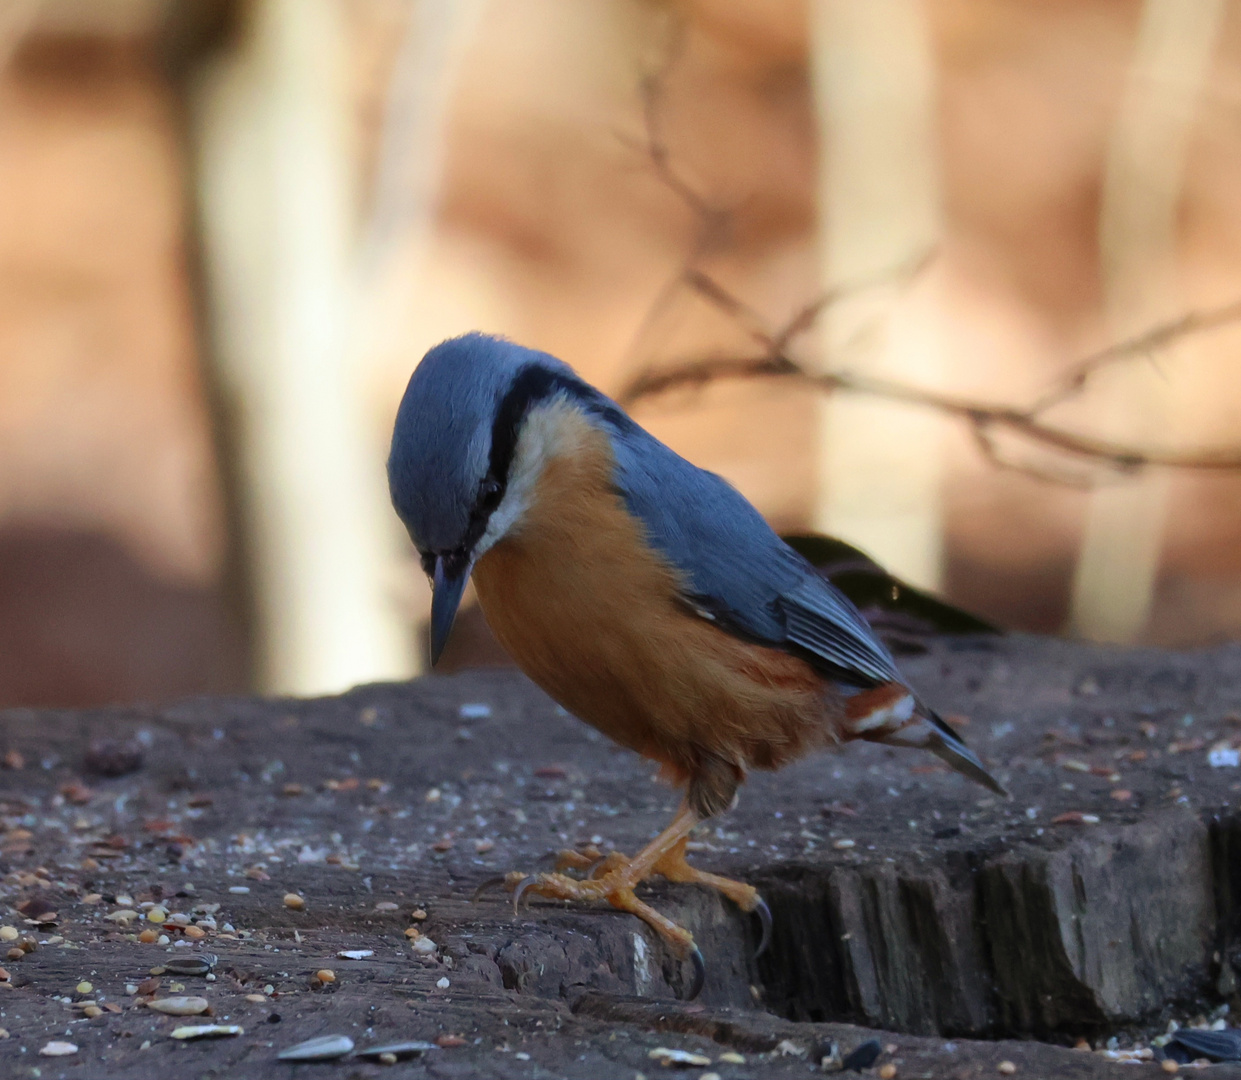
[228,886,250,894]
[338,950,373,960]
[998,1062,1017,1075]
[7,948,24,962]
[717,1052,745,1064]
[411,936,437,955]
[436,976,450,989]
[147,995,210,1015]
[374,901,399,912]
[284,893,305,911]
[39,1041,78,1056]
[171,1024,243,1040]
[76,981,93,995]
[315,969,336,983]
[279,1034,355,1061]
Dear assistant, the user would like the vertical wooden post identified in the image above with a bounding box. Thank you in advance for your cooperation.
[809,0,945,591]
[1068,0,1224,642]
[190,0,417,694]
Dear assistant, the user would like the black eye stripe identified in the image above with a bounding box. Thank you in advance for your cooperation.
[431,360,638,575]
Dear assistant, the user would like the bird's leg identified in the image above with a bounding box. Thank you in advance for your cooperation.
[504,802,703,961]
[651,835,772,956]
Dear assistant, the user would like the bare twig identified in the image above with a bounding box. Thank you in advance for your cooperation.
[620,34,1241,482]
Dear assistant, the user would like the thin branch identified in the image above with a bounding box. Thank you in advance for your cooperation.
[620,34,1241,483]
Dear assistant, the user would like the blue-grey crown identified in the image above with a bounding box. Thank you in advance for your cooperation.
[387,333,585,564]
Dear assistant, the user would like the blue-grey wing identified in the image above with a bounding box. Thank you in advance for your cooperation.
[605,420,903,687]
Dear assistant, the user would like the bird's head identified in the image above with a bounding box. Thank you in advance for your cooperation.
[387,333,588,666]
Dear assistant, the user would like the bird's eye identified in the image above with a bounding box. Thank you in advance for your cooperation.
[477,475,503,510]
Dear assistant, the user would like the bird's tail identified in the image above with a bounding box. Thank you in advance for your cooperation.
[845,683,1007,796]
[921,711,1007,796]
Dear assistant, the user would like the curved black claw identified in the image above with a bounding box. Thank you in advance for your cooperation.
[752,895,773,959]
[682,946,705,1002]
[471,876,508,902]
[512,875,539,916]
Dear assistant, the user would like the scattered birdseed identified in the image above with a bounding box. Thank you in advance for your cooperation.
[338,949,373,960]
[7,948,24,962]
[375,901,399,912]
[404,927,421,939]
[228,886,250,895]
[357,1041,438,1061]
[0,967,9,982]
[138,929,158,944]
[436,976,450,989]
[411,936,437,955]
[315,969,336,983]
[183,925,206,939]
[147,996,209,1015]
[244,994,267,1003]
[459,703,492,719]
[436,1034,466,1048]
[410,908,428,921]
[0,927,17,942]
[833,839,856,850]
[76,981,92,994]
[648,1047,711,1067]
[146,906,168,923]
[82,1005,103,1018]
[106,909,139,924]
[171,1024,243,1040]
[879,1066,898,1080]
[278,1034,355,1061]
[1162,1060,1180,1074]
[39,1041,78,1056]
[284,893,305,911]
[998,1062,1017,1075]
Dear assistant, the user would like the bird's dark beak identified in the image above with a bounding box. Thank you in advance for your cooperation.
[429,556,470,667]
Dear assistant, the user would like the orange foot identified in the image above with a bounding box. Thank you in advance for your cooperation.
[475,804,771,1000]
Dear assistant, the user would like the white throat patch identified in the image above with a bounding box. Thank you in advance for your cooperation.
[474,394,585,559]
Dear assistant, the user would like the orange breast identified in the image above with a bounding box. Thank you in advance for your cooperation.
[470,405,837,781]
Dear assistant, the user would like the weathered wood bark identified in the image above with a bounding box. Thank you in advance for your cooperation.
[2,634,1241,1076]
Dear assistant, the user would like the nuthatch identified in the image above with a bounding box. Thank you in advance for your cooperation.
[388,333,1003,998]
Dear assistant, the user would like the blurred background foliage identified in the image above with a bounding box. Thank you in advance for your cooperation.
[2,0,1241,708]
